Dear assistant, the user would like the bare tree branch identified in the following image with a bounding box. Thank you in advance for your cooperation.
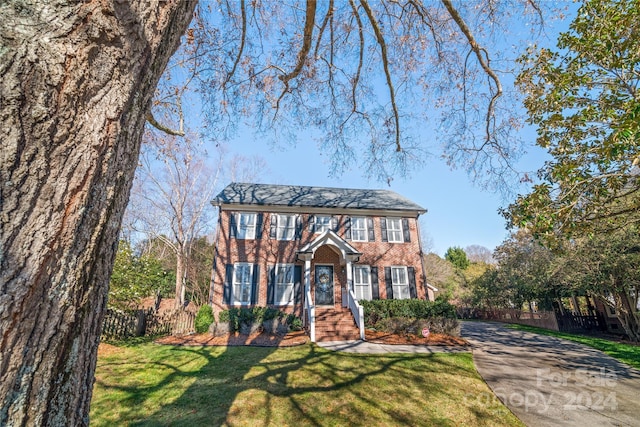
[146,110,185,137]
[225,0,247,84]
[441,0,502,144]
[360,0,402,152]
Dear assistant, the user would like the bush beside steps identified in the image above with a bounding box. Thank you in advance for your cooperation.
[202,307,303,337]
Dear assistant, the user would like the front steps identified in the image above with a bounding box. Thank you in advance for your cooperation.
[314,306,360,342]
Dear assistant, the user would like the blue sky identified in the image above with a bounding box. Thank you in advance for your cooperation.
[222,129,548,257]
[195,3,578,257]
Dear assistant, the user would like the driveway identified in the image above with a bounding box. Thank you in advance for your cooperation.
[461,321,640,427]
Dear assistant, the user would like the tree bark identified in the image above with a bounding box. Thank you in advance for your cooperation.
[0,1,196,425]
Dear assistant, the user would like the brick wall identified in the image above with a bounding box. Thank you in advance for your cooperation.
[211,210,427,314]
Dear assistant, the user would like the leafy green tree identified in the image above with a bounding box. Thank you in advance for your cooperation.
[561,229,640,341]
[109,241,175,312]
[506,0,640,240]
[444,246,470,270]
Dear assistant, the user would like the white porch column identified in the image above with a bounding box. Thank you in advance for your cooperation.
[344,260,353,307]
[303,257,315,342]
[304,258,311,298]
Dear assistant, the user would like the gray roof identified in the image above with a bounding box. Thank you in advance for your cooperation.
[213,183,426,213]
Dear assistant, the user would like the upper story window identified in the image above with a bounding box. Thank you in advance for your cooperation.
[351,217,368,241]
[270,214,301,240]
[314,215,332,233]
[386,218,403,243]
[236,212,256,239]
[381,217,410,243]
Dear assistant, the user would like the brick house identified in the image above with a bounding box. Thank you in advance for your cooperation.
[210,182,435,341]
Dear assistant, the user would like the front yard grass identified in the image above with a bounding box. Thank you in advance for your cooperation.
[91,342,521,426]
[506,324,640,370]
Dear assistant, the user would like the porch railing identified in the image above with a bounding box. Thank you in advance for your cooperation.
[347,288,365,340]
[305,288,316,342]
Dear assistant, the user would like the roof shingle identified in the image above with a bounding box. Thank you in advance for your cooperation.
[213,183,426,213]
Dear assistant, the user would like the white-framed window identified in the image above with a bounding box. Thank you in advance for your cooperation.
[314,215,332,233]
[390,266,410,300]
[351,217,368,241]
[232,263,254,305]
[386,218,404,243]
[236,212,256,239]
[274,264,295,305]
[276,214,296,240]
[353,265,372,301]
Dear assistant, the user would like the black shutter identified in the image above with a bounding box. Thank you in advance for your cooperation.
[367,217,375,241]
[384,267,393,299]
[251,265,260,304]
[295,215,303,240]
[371,267,379,299]
[229,213,237,239]
[223,264,233,304]
[381,218,388,242]
[331,216,339,231]
[256,213,264,239]
[402,218,411,242]
[344,217,352,240]
[267,266,275,305]
[309,215,316,233]
[270,214,277,239]
[408,267,417,298]
[294,265,302,303]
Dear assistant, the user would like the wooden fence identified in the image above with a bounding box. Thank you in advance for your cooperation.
[458,307,605,333]
[101,307,195,340]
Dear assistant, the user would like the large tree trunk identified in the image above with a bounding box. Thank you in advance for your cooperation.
[0,1,196,425]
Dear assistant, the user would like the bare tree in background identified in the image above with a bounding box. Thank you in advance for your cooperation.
[128,133,221,309]
[465,244,495,264]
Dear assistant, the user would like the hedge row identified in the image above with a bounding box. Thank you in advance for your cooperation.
[360,298,457,327]
[218,307,303,333]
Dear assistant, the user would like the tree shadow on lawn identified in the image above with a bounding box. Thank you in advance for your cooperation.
[95,338,506,426]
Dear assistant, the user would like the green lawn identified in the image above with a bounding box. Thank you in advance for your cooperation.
[506,324,640,370]
[91,342,521,426]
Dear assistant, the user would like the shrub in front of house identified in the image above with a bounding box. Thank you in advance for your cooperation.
[361,298,459,336]
[216,307,302,335]
[374,317,460,336]
[195,305,215,333]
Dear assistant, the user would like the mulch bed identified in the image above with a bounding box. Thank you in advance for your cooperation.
[154,330,310,347]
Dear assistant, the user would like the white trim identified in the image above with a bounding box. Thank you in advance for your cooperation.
[297,229,361,265]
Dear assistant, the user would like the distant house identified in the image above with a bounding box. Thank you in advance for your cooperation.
[210,183,434,342]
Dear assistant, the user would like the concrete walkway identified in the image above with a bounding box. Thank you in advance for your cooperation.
[461,321,640,427]
[316,339,469,354]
